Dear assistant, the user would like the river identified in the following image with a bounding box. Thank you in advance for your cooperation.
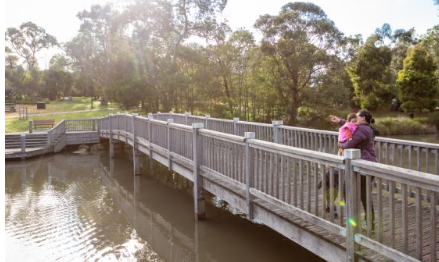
[384,133,439,143]
[5,147,323,262]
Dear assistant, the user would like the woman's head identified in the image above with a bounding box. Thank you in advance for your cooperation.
[356,109,374,125]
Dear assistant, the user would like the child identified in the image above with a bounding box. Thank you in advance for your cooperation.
[318,113,357,218]
[338,113,357,156]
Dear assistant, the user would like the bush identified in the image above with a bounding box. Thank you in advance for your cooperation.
[427,112,439,131]
[375,116,436,135]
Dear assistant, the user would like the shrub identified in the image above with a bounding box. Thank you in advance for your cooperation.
[375,116,436,135]
[427,112,439,131]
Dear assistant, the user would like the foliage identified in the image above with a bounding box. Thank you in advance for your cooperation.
[375,116,436,135]
[5,22,58,69]
[41,69,73,100]
[5,2,439,135]
[347,35,393,110]
[396,45,438,112]
[427,112,439,131]
[255,2,344,125]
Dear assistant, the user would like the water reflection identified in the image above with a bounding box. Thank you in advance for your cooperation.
[6,147,322,262]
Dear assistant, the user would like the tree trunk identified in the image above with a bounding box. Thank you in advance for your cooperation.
[101,95,108,106]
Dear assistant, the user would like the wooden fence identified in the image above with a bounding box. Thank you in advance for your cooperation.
[152,112,439,176]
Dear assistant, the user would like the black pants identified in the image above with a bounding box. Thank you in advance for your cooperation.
[360,175,375,226]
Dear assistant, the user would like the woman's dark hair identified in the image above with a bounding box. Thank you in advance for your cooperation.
[358,109,380,136]
[358,109,373,124]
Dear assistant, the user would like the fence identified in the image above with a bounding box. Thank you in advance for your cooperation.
[152,112,439,176]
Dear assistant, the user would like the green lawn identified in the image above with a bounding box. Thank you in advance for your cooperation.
[5,110,119,133]
[24,97,114,113]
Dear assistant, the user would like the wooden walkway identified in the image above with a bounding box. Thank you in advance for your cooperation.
[6,113,438,262]
[97,113,438,262]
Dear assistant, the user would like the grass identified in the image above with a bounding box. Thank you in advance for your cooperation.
[5,110,119,133]
[5,97,120,133]
[12,97,114,115]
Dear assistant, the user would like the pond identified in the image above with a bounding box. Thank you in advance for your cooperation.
[5,147,323,262]
[385,133,439,144]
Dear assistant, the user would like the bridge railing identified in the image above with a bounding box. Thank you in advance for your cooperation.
[49,120,66,145]
[200,129,247,183]
[169,122,194,161]
[349,159,438,262]
[153,112,439,175]
[248,139,348,231]
[98,113,438,262]
[65,119,98,132]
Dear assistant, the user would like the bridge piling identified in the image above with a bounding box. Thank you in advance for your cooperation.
[245,132,256,220]
[109,114,114,159]
[233,118,239,136]
[192,123,205,220]
[344,149,361,262]
[167,119,174,171]
[272,120,283,144]
[148,113,154,175]
[132,114,140,175]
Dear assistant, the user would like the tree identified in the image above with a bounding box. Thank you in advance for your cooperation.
[346,34,393,110]
[125,0,228,111]
[41,69,73,100]
[255,2,343,125]
[396,45,438,112]
[5,47,19,69]
[5,22,57,69]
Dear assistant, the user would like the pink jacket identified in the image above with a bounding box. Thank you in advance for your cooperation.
[338,122,357,142]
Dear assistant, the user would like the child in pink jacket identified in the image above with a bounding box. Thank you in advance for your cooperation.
[337,113,357,155]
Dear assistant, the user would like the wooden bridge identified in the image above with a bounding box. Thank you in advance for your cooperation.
[5,112,439,262]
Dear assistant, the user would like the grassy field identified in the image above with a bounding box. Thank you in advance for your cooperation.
[7,97,114,116]
[6,110,119,133]
[5,97,119,133]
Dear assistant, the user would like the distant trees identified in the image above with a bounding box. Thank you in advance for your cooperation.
[397,45,438,112]
[347,34,393,110]
[5,22,58,70]
[4,2,439,127]
[255,2,344,125]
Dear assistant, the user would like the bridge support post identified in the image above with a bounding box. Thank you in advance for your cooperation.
[20,133,26,154]
[47,130,52,147]
[272,120,283,144]
[109,114,114,159]
[245,132,255,220]
[169,111,173,121]
[148,113,154,174]
[132,113,140,175]
[345,149,361,262]
[110,158,115,176]
[185,112,191,125]
[29,120,33,133]
[205,114,210,129]
[192,123,205,220]
[233,118,239,135]
[167,119,174,170]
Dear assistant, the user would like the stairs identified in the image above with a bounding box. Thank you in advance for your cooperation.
[5,133,48,149]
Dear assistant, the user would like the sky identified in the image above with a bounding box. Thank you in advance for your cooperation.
[3,0,439,67]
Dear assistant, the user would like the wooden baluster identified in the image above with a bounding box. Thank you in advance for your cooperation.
[415,187,422,260]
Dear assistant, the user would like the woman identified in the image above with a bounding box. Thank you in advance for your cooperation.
[330,109,377,231]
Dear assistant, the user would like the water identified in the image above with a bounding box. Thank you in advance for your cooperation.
[5,147,322,262]
[385,133,439,143]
